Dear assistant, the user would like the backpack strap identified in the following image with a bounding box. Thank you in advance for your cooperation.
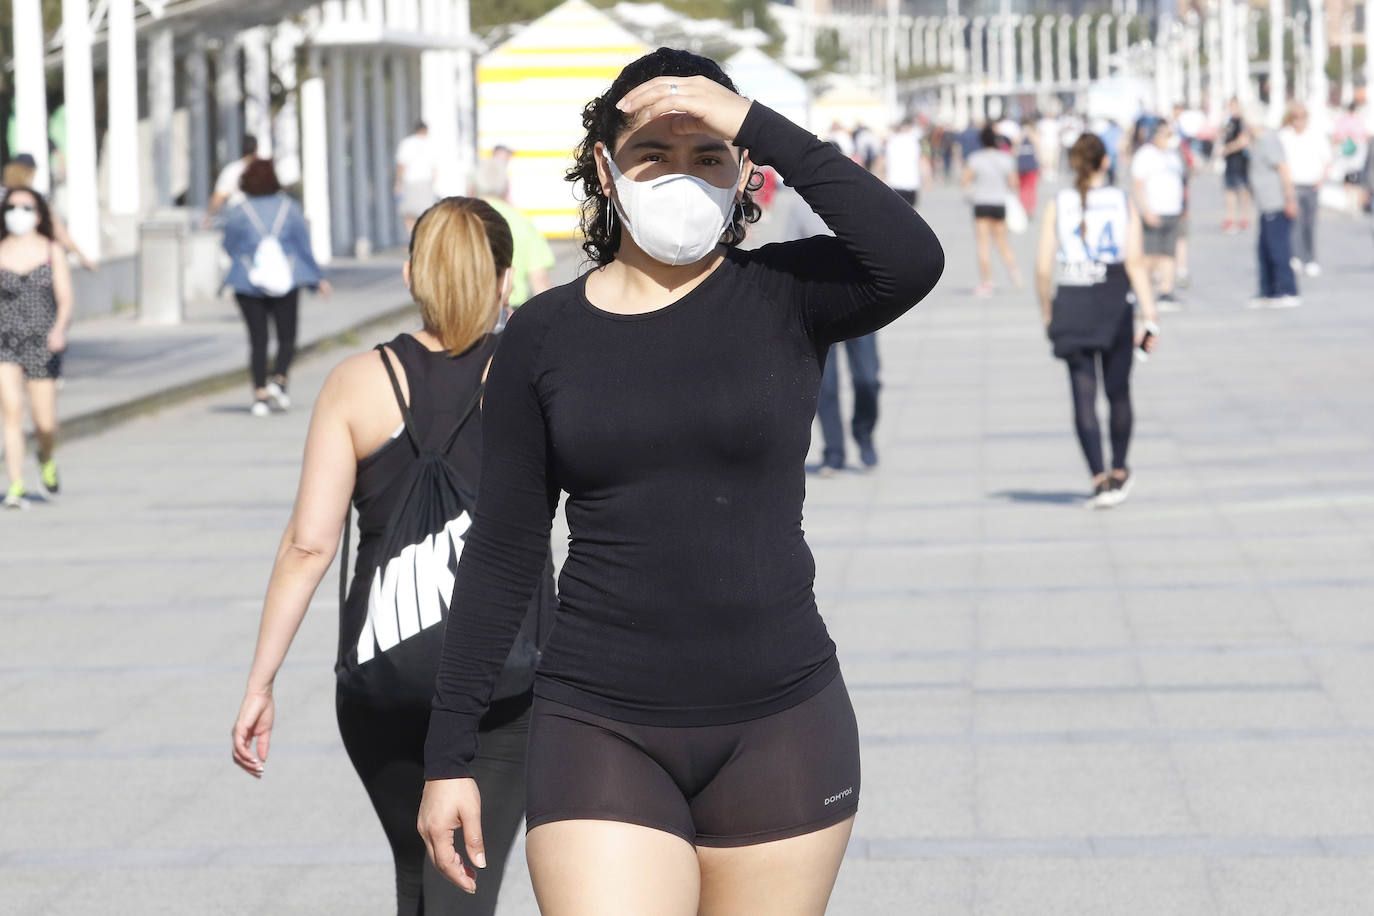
[269,196,290,237]
[440,383,485,454]
[238,199,270,239]
[376,344,423,455]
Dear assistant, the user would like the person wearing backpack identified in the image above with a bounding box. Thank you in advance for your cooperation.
[1035,133,1160,509]
[221,158,329,417]
[231,196,553,916]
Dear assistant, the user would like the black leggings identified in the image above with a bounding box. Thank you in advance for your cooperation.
[1064,318,1134,477]
[235,290,299,390]
[336,695,530,916]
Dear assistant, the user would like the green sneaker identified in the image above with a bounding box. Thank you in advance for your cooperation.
[39,459,59,497]
[4,481,28,510]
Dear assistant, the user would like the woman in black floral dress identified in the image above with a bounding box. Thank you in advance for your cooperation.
[0,188,72,509]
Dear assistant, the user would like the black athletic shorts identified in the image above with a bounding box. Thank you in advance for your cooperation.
[973,203,1006,221]
[525,672,860,848]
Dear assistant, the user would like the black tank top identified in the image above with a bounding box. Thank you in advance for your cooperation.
[339,332,546,711]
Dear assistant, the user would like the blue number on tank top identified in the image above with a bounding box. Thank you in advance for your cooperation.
[1094,222,1120,260]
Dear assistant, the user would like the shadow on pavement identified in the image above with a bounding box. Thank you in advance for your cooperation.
[988,489,1084,505]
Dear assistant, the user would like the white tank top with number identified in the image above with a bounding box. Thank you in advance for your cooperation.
[1055,185,1129,281]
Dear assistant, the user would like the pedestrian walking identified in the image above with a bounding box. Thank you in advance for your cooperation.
[233,196,553,916]
[1248,126,1302,309]
[1016,118,1041,213]
[221,159,328,417]
[205,135,258,224]
[1036,134,1159,509]
[884,118,922,207]
[1130,120,1186,308]
[3,154,98,270]
[1279,103,1331,277]
[962,123,1021,296]
[1333,102,1369,212]
[0,188,71,509]
[396,122,438,234]
[417,47,943,912]
[1220,98,1253,233]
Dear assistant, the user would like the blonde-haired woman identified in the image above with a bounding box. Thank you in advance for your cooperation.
[232,197,553,916]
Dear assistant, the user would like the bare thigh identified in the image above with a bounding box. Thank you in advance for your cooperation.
[527,820,700,916]
[697,815,855,916]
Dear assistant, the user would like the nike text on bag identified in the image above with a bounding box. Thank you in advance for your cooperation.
[240,198,295,296]
[336,346,486,706]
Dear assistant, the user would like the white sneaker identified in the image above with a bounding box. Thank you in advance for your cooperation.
[3,490,29,510]
[250,399,271,418]
[1290,256,1303,271]
[265,381,291,411]
[1272,295,1302,308]
[1247,297,1272,309]
[1304,262,1322,277]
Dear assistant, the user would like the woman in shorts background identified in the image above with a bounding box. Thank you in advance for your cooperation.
[1130,120,1185,309]
[1036,135,1159,509]
[962,123,1020,296]
[0,187,71,509]
[417,48,943,915]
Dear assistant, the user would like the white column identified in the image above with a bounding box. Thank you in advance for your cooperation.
[108,0,140,215]
[242,28,273,156]
[1186,18,1203,109]
[215,36,243,169]
[61,0,99,255]
[326,50,352,256]
[1220,0,1236,102]
[1001,9,1016,87]
[1096,15,1113,79]
[1366,0,1374,130]
[455,0,478,190]
[1234,0,1253,106]
[150,28,175,210]
[1339,11,1354,107]
[368,52,393,248]
[1019,17,1032,86]
[12,0,50,194]
[926,19,939,68]
[1057,16,1072,87]
[1294,13,1310,105]
[1207,2,1224,123]
[1116,15,1129,68]
[186,33,212,210]
[1269,0,1286,124]
[1039,16,1053,86]
[1075,15,1090,85]
[300,49,332,265]
[349,52,374,256]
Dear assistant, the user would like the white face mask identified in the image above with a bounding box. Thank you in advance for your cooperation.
[4,207,38,237]
[603,148,740,267]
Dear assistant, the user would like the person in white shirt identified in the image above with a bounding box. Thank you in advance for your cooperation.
[395,122,438,234]
[883,119,922,207]
[1130,121,1186,307]
[1278,103,1331,276]
[204,135,258,225]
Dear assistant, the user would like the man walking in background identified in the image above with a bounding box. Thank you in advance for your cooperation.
[394,122,436,234]
[204,135,258,225]
[1248,123,1301,309]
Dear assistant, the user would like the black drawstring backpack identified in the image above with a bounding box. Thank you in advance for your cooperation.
[335,345,493,706]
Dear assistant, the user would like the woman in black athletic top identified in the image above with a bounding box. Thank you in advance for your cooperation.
[418,49,943,913]
[232,197,551,916]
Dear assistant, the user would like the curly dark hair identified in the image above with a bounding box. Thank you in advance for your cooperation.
[566,47,764,267]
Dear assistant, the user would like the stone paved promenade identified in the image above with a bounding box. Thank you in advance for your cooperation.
[3,180,1374,914]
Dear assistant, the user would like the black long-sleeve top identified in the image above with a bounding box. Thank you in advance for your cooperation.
[424,102,944,779]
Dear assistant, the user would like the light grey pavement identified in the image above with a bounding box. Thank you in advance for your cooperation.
[4,178,1374,915]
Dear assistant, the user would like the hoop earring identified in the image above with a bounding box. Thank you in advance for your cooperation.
[732,201,744,225]
[604,197,616,237]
